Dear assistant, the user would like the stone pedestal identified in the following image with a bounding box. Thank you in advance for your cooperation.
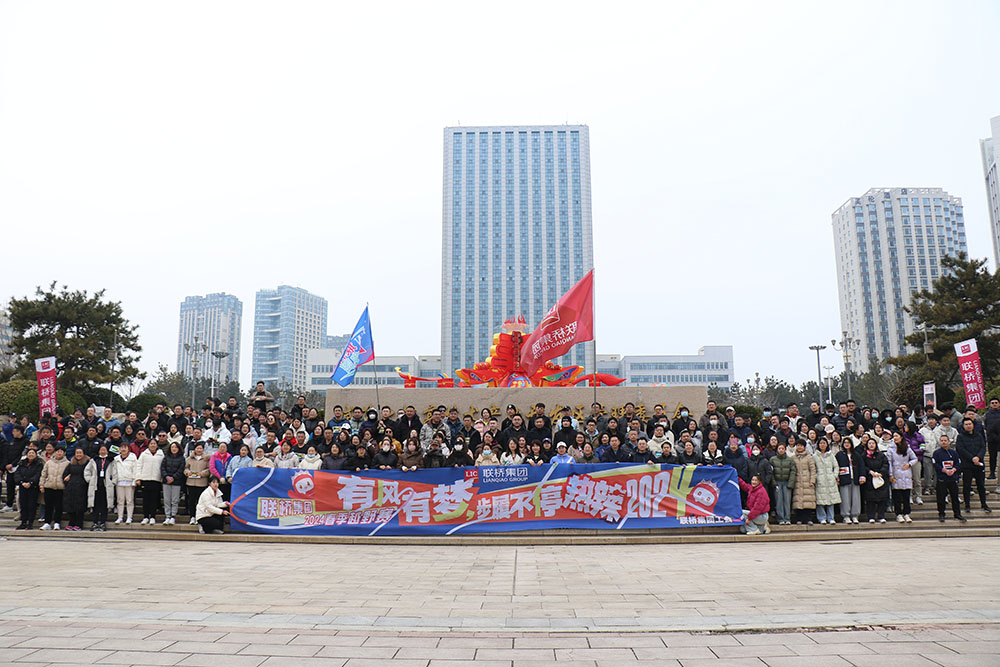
[325,386,707,423]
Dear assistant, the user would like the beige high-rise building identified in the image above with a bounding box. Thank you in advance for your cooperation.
[831,187,967,373]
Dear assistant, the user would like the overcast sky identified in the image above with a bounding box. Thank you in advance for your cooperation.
[2,0,998,391]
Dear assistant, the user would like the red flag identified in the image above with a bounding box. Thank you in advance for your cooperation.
[520,270,594,377]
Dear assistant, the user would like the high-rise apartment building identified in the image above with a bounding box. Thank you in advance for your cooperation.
[441,125,595,376]
[251,286,328,390]
[980,115,1000,267]
[832,187,967,372]
[176,293,242,385]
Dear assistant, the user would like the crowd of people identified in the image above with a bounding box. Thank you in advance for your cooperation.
[3,382,999,537]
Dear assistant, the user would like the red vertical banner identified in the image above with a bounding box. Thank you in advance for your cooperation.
[954,339,986,410]
[34,356,58,419]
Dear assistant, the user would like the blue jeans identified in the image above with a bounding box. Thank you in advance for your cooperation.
[816,504,834,523]
[774,481,791,522]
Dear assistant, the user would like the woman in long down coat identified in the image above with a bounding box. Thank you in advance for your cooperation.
[790,440,817,525]
[812,438,840,525]
[861,438,890,523]
[63,448,96,531]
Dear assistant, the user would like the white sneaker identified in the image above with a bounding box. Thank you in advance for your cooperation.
[140,518,149,525]
[189,517,197,525]
[897,515,905,523]
[40,523,51,531]
[125,518,132,524]
[198,525,205,534]
[878,518,887,523]
[915,497,924,505]
[869,519,876,524]
[852,517,859,524]
[148,518,156,525]
[53,523,60,531]
[818,519,826,525]
[0,505,11,512]
[843,518,851,524]
[904,515,912,523]
[114,517,122,524]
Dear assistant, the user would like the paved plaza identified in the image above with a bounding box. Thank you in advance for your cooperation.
[0,536,998,665]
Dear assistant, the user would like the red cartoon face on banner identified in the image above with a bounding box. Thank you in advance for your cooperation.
[687,481,720,511]
[289,471,315,499]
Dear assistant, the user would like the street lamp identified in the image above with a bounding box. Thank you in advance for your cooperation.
[809,345,826,406]
[184,337,207,408]
[823,365,834,404]
[831,331,861,399]
[211,350,230,400]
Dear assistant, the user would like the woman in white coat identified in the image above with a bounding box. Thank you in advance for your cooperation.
[109,447,138,524]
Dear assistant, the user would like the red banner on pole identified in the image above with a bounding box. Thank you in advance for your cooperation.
[520,270,594,377]
[34,356,58,419]
[954,339,986,410]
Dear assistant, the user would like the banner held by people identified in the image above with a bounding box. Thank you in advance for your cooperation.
[520,270,595,378]
[229,463,742,536]
[332,306,375,387]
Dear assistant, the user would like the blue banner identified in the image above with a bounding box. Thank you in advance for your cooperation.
[230,464,743,536]
[331,306,374,387]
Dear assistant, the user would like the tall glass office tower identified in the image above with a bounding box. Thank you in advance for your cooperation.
[177,293,242,385]
[832,187,967,372]
[251,286,328,391]
[981,115,1000,267]
[441,125,595,375]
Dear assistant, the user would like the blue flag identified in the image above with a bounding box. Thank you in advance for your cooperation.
[332,307,375,387]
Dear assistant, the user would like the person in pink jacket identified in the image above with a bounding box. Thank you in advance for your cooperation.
[739,474,771,535]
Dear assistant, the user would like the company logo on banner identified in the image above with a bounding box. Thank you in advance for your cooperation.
[229,463,743,536]
[954,338,986,409]
[34,357,58,419]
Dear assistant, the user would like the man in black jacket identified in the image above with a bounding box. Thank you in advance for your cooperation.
[3,425,30,511]
[956,417,992,514]
[985,397,1000,480]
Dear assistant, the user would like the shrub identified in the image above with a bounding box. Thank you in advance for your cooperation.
[0,380,35,413]
[9,387,86,420]
[126,392,166,417]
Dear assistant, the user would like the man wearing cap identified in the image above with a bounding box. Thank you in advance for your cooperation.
[501,404,518,431]
[553,416,579,449]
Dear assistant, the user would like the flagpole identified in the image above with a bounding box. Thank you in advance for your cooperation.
[591,269,598,407]
[368,302,382,416]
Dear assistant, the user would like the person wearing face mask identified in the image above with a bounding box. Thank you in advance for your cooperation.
[400,439,424,471]
[372,438,399,470]
[702,415,729,448]
[298,445,324,470]
[756,408,775,439]
[446,437,474,467]
[672,407,694,440]
[747,442,773,501]
[475,441,501,466]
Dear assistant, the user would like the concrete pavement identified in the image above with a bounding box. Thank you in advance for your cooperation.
[0,537,998,665]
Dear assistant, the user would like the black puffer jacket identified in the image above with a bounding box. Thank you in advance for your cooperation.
[161,452,186,486]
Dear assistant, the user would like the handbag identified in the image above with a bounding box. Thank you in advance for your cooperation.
[872,474,884,489]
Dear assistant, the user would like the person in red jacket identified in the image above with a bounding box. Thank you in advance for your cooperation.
[739,474,771,535]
